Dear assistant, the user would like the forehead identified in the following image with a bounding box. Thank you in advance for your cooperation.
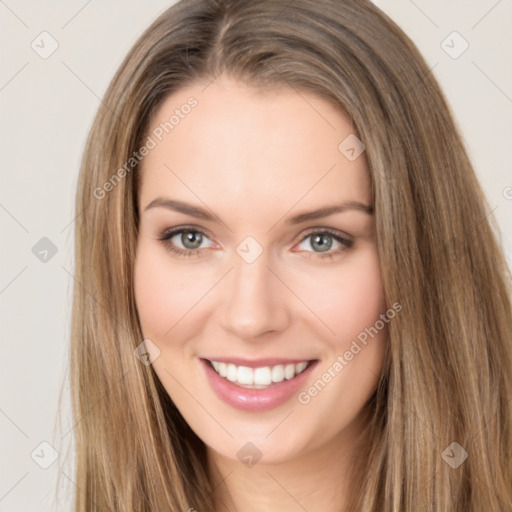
[138,75,371,221]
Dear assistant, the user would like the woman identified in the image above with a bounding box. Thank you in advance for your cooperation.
[69,0,512,510]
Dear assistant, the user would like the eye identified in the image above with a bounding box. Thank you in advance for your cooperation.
[295,228,353,259]
[157,226,215,257]
[157,226,353,260]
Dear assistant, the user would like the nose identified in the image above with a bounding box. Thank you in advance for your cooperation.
[219,251,291,340]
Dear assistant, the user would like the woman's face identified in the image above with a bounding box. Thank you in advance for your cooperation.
[134,75,388,465]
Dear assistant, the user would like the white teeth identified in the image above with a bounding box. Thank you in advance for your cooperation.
[218,362,227,377]
[209,360,310,388]
[237,366,253,385]
[254,366,272,386]
[226,364,237,382]
[217,363,228,377]
[284,364,295,380]
[271,364,285,382]
[296,362,308,373]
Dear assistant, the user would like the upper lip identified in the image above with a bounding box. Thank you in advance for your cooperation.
[201,357,316,368]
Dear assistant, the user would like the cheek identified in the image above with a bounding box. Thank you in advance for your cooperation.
[293,250,387,431]
[296,248,386,346]
[134,244,204,339]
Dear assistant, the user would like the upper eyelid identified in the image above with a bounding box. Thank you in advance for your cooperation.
[300,226,352,239]
[158,225,211,239]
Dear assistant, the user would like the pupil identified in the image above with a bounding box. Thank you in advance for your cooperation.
[182,231,202,249]
[312,234,332,252]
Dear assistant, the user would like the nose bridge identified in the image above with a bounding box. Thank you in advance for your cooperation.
[219,248,290,339]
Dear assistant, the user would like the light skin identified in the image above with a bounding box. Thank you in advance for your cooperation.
[134,75,388,512]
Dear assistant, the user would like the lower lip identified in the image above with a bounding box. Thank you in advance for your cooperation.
[201,359,318,412]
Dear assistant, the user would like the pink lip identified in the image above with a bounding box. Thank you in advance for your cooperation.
[200,358,318,412]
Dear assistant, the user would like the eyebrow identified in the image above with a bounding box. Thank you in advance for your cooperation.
[143,197,373,223]
[144,197,214,220]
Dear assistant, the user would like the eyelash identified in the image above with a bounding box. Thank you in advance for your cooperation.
[156,226,354,260]
[157,226,212,259]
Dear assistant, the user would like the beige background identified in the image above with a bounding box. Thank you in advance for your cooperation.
[1,1,510,510]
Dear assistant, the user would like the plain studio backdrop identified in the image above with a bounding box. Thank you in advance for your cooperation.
[0,1,511,511]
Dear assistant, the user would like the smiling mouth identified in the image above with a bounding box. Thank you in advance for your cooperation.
[205,359,315,389]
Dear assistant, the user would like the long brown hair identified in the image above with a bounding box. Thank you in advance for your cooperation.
[68,0,512,509]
